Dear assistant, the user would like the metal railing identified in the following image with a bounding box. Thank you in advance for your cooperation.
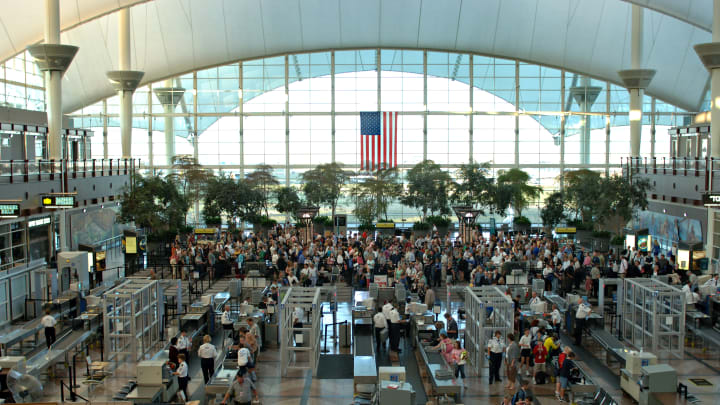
[622,156,720,192]
[0,158,140,184]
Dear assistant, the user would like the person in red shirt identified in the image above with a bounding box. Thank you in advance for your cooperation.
[532,341,548,384]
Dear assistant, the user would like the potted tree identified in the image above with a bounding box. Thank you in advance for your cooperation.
[496,168,542,219]
[426,215,452,237]
[118,174,190,253]
[540,191,566,234]
[312,215,333,236]
[610,235,626,255]
[412,221,431,238]
[401,160,452,224]
[513,216,532,233]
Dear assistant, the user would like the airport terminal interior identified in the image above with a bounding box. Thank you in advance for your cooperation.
[3,1,720,404]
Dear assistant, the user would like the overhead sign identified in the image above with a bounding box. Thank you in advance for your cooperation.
[555,227,577,234]
[0,203,21,218]
[194,228,216,234]
[702,192,720,207]
[375,222,395,229]
[41,195,75,209]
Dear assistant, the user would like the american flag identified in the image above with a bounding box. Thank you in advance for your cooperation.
[360,111,398,171]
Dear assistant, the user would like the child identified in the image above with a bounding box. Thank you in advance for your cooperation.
[451,340,468,387]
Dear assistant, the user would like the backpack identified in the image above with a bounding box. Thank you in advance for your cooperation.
[535,371,547,385]
[511,389,527,405]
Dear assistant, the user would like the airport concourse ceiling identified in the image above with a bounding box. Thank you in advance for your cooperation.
[0,0,712,112]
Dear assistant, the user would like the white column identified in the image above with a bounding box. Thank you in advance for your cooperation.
[164,79,175,166]
[711,0,720,158]
[119,8,132,159]
[712,67,720,158]
[630,5,644,157]
[629,88,643,157]
[45,0,62,160]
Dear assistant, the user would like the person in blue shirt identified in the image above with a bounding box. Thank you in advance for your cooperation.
[297,250,305,266]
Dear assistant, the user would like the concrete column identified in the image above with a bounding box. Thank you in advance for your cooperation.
[154,81,185,167]
[27,0,78,161]
[106,8,144,159]
[569,82,601,165]
[695,4,720,159]
[694,0,720,260]
[619,5,655,158]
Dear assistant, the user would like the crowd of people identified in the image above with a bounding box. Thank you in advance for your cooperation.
[159,223,715,404]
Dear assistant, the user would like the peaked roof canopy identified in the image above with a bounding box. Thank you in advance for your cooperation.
[1,0,711,112]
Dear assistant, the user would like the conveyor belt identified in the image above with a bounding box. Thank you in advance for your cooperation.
[354,328,373,357]
[0,310,68,349]
[688,324,720,347]
[416,339,461,397]
[25,329,95,375]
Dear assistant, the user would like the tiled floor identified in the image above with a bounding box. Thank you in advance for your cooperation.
[11,282,720,405]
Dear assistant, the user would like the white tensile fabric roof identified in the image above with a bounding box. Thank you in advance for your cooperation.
[0,0,712,112]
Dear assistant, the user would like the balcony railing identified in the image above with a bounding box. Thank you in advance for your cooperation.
[621,156,720,192]
[0,159,140,184]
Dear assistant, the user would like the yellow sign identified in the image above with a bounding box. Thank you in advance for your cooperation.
[555,227,577,234]
[43,197,52,205]
[125,236,137,254]
[194,228,216,234]
[375,222,395,229]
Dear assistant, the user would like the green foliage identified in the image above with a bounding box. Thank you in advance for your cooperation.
[451,161,495,213]
[610,235,626,245]
[203,175,264,229]
[426,215,451,227]
[357,222,375,232]
[274,186,302,219]
[513,216,531,226]
[567,219,594,231]
[540,191,566,229]
[166,155,214,224]
[255,215,277,228]
[412,222,431,231]
[353,195,376,226]
[496,168,542,217]
[302,163,351,219]
[592,230,612,238]
[401,160,452,220]
[118,175,189,236]
[353,168,403,222]
[563,169,602,223]
[313,216,334,227]
[245,165,280,216]
[563,170,652,232]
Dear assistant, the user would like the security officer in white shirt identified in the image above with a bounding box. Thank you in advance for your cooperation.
[221,305,234,332]
[173,354,189,399]
[198,334,218,384]
[388,304,404,352]
[574,298,592,345]
[704,274,719,288]
[373,310,388,352]
[487,330,505,384]
[177,329,191,359]
[529,292,542,306]
[382,301,393,320]
[41,309,57,348]
[550,304,562,329]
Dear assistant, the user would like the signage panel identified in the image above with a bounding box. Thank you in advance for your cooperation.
[702,193,720,207]
[0,203,20,218]
[555,227,577,234]
[41,195,75,208]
